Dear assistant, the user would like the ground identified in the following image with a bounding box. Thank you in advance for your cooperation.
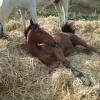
[0,16,100,100]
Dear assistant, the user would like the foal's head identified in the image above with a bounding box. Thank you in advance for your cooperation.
[24,19,57,47]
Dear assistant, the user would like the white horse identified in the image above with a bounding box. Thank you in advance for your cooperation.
[0,0,69,37]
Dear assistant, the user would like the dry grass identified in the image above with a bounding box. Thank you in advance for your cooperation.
[0,16,100,100]
[6,20,21,32]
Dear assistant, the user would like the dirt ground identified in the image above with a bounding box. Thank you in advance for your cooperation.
[0,16,100,100]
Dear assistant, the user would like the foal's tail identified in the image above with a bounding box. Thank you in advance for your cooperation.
[62,22,75,34]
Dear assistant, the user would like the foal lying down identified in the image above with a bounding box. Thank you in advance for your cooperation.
[24,21,100,86]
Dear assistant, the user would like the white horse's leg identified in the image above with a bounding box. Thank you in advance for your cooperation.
[0,6,13,37]
[0,17,8,38]
[54,2,64,27]
[18,9,26,31]
[27,0,38,25]
[29,7,38,24]
[61,0,69,23]
[0,19,4,37]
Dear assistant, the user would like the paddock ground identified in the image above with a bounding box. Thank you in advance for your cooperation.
[0,16,100,100]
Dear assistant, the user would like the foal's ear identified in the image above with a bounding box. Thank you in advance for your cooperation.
[30,19,39,31]
[30,19,34,26]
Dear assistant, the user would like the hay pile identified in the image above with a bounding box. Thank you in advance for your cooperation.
[0,16,100,100]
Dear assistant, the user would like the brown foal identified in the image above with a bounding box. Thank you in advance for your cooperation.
[24,21,100,86]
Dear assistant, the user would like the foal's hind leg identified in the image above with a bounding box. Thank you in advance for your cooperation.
[62,60,91,86]
[71,35,100,55]
[64,48,77,56]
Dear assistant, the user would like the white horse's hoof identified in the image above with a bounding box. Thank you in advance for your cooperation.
[0,23,4,38]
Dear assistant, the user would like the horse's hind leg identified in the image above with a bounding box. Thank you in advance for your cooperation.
[55,0,69,25]
[0,18,9,38]
[62,60,91,86]
[28,2,38,25]
[71,66,91,86]
[54,1,64,26]
[0,4,13,38]
[71,35,100,54]
[0,21,4,38]
[64,48,77,56]
[18,9,26,31]
[61,0,69,23]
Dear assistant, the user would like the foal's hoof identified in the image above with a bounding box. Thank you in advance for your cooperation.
[71,67,84,77]
[62,60,70,68]
[80,76,91,86]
